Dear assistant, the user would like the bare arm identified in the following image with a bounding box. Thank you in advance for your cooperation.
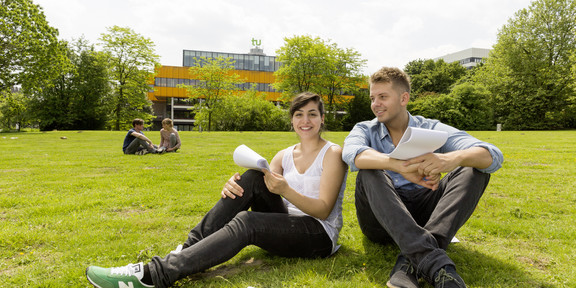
[158,129,166,148]
[131,131,154,146]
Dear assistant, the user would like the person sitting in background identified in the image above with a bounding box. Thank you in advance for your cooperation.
[123,119,160,155]
[158,118,181,153]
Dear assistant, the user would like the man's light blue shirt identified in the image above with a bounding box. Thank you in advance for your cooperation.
[342,113,504,191]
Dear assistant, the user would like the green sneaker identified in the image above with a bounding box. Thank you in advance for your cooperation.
[86,262,153,288]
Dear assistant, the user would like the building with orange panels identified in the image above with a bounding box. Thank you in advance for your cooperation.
[147,47,281,131]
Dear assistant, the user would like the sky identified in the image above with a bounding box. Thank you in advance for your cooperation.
[34,0,534,75]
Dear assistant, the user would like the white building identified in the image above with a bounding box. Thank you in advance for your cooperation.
[435,48,491,69]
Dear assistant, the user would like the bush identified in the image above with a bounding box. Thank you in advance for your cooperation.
[195,93,290,131]
[408,83,495,131]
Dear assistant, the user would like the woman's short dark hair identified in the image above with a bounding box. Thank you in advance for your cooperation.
[289,92,325,118]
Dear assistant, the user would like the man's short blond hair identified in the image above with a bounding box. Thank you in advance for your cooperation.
[369,67,411,95]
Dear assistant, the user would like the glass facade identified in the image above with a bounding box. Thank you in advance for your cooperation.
[459,57,484,65]
[154,77,277,93]
[183,50,281,72]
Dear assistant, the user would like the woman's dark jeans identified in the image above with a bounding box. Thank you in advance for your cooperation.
[148,170,332,288]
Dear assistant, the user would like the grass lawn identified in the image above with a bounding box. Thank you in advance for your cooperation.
[0,130,575,287]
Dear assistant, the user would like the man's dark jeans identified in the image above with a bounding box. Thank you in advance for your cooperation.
[124,138,154,154]
[355,167,490,282]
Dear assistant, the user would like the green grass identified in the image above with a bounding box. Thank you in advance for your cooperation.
[0,130,575,287]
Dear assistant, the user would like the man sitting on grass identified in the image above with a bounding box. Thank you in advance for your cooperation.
[122,119,161,155]
[342,67,503,288]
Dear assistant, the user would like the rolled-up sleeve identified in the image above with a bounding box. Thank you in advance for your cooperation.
[438,124,504,174]
[472,143,503,174]
[343,122,373,172]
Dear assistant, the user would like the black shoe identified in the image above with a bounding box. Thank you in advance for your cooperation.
[387,255,419,288]
[433,265,466,288]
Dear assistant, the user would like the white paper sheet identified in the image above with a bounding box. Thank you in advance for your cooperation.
[233,144,270,171]
[388,127,449,160]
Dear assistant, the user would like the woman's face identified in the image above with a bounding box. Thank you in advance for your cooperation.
[291,101,324,138]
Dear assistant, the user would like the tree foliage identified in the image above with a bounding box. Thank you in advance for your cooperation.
[449,83,494,130]
[341,87,373,131]
[180,56,245,131]
[274,35,366,129]
[195,91,289,131]
[0,0,68,94]
[72,41,112,130]
[408,83,494,130]
[32,39,111,131]
[274,36,331,97]
[99,26,159,130]
[474,0,576,130]
[404,58,467,99]
[0,90,30,131]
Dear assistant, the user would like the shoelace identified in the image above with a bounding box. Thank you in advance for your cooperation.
[434,269,460,287]
[400,262,415,275]
[110,264,136,276]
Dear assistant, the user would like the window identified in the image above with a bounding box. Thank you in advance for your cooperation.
[182,50,280,71]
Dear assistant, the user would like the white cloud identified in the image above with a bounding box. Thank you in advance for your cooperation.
[34,0,533,74]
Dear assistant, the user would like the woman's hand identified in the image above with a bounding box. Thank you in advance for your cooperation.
[262,169,289,196]
[221,172,244,199]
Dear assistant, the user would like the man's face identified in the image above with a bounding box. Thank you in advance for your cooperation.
[369,82,408,124]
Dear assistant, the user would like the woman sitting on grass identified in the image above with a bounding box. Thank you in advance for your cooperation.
[158,118,181,153]
[86,92,348,288]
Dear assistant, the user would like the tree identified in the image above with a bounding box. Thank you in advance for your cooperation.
[99,26,159,130]
[0,90,30,131]
[404,59,467,99]
[341,87,373,131]
[407,83,494,131]
[33,38,111,130]
[273,36,331,98]
[475,0,576,130]
[408,94,463,128]
[401,59,495,130]
[0,0,68,94]
[180,56,244,131]
[71,40,112,130]
[319,46,366,130]
[274,35,366,129]
[449,83,494,130]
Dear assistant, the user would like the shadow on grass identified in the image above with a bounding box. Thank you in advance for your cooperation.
[447,245,554,288]
[173,237,553,287]
[357,237,554,288]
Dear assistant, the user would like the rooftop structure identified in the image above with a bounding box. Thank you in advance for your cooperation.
[435,48,491,69]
